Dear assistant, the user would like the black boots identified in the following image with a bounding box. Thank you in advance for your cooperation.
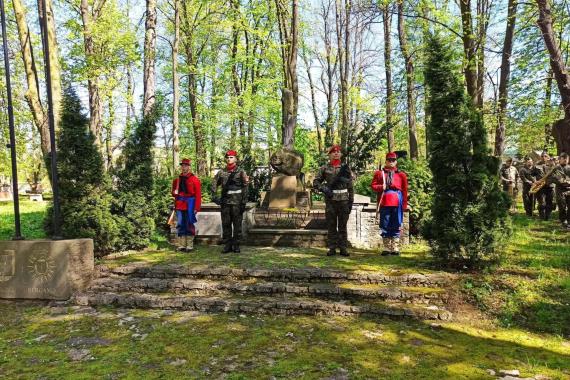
[233,243,241,253]
[339,248,349,257]
[327,248,336,256]
[327,248,349,257]
[221,243,233,254]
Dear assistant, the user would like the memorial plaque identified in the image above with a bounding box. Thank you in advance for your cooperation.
[268,175,297,209]
[195,212,222,236]
[0,239,94,300]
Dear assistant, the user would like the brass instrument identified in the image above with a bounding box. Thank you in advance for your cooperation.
[529,166,556,194]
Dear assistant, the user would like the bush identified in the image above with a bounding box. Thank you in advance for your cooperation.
[423,34,511,269]
[397,158,433,235]
[353,172,375,200]
[112,111,159,250]
[44,88,121,255]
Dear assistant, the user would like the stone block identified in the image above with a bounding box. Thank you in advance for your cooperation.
[353,193,371,204]
[0,239,94,300]
[195,211,222,236]
[268,175,297,209]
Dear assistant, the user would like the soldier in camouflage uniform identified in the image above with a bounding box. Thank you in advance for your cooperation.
[519,157,537,217]
[313,145,354,257]
[211,150,249,253]
[548,152,570,229]
[533,152,556,220]
[500,157,519,212]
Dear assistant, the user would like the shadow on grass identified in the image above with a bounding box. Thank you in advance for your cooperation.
[0,303,568,379]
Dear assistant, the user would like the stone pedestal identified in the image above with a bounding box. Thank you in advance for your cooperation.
[0,239,94,300]
[268,175,297,209]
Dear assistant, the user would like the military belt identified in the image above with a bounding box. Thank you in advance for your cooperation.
[333,189,348,194]
[227,190,242,194]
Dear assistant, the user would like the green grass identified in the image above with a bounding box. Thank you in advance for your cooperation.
[0,302,568,379]
[461,211,570,336]
[0,200,48,240]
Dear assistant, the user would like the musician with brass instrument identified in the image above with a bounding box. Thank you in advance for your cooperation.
[531,152,555,220]
[500,157,519,212]
[550,152,570,229]
[519,157,537,217]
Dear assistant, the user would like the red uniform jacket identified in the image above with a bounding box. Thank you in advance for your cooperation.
[371,167,408,210]
[172,173,202,212]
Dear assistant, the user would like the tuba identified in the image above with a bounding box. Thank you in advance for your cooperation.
[529,166,556,195]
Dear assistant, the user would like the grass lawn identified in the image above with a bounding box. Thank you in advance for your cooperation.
[0,302,568,379]
[0,201,569,378]
[0,200,48,240]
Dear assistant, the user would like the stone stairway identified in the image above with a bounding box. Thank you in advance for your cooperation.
[73,263,455,321]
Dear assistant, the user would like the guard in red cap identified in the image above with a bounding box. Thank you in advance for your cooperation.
[211,150,249,253]
[172,158,202,252]
[371,152,408,255]
[313,145,354,256]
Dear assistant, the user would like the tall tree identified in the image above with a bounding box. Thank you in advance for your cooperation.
[335,0,350,151]
[143,0,157,117]
[494,0,518,157]
[383,3,395,151]
[12,0,49,157]
[171,0,181,174]
[275,0,299,149]
[397,0,418,159]
[535,0,570,154]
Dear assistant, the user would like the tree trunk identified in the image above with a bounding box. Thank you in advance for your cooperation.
[459,0,478,106]
[275,0,298,150]
[231,0,245,150]
[105,94,115,170]
[383,4,395,151]
[536,0,570,154]
[335,0,349,151]
[397,0,418,159]
[172,0,180,173]
[494,0,517,157]
[302,50,323,154]
[38,0,62,130]
[79,0,104,145]
[143,0,157,118]
[12,0,49,157]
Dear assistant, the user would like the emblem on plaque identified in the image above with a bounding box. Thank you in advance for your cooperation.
[27,249,56,283]
[0,250,15,282]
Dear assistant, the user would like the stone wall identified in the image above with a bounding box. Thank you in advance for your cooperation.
[347,204,409,250]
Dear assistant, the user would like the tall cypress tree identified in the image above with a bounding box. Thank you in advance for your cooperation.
[45,88,119,253]
[424,35,511,268]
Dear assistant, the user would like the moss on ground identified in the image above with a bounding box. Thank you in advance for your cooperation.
[0,302,568,379]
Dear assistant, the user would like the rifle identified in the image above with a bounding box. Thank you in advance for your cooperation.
[167,209,176,226]
[375,169,386,221]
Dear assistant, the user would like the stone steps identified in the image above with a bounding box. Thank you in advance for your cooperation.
[88,276,447,304]
[102,264,454,287]
[245,229,328,248]
[73,292,452,320]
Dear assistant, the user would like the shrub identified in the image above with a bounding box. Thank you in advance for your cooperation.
[423,34,511,269]
[44,88,120,255]
[397,158,433,235]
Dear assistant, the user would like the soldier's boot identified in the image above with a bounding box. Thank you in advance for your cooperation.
[233,240,241,253]
[327,248,336,256]
[185,236,194,252]
[381,238,392,256]
[390,238,401,256]
[222,240,233,254]
[339,247,349,257]
[175,236,187,252]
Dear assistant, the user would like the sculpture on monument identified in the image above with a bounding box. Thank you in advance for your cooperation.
[267,148,309,209]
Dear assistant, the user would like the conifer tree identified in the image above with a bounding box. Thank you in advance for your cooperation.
[424,35,511,268]
[45,88,119,253]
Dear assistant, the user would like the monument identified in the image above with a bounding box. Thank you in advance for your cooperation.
[267,148,308,209]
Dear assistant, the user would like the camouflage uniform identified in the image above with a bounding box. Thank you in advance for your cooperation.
[313,163,354,253]
[548,164,570,227]
[211,166,249,251]
[519,165,537,216]
[500,164,519,211]
[533,163,555,220]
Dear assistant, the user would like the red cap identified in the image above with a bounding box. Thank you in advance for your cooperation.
[225,150,238,157]
[386,152,397,159]
[328,145,342,154]
[180,158,191,165]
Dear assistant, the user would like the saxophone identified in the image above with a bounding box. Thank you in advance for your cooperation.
[529,166,556,195]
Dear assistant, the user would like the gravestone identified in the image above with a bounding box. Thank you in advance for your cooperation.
[0,239,94,300]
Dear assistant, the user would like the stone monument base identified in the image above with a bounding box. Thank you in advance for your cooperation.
[268,175,297,209]
[0,239,94,300]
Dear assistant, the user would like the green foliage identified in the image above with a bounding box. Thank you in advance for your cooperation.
[112,111,159,250]
[353,172,375,200]
[397,158,433,236]
[423,35,511,269]
[44,88,120,254]
[346,115,387,174]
